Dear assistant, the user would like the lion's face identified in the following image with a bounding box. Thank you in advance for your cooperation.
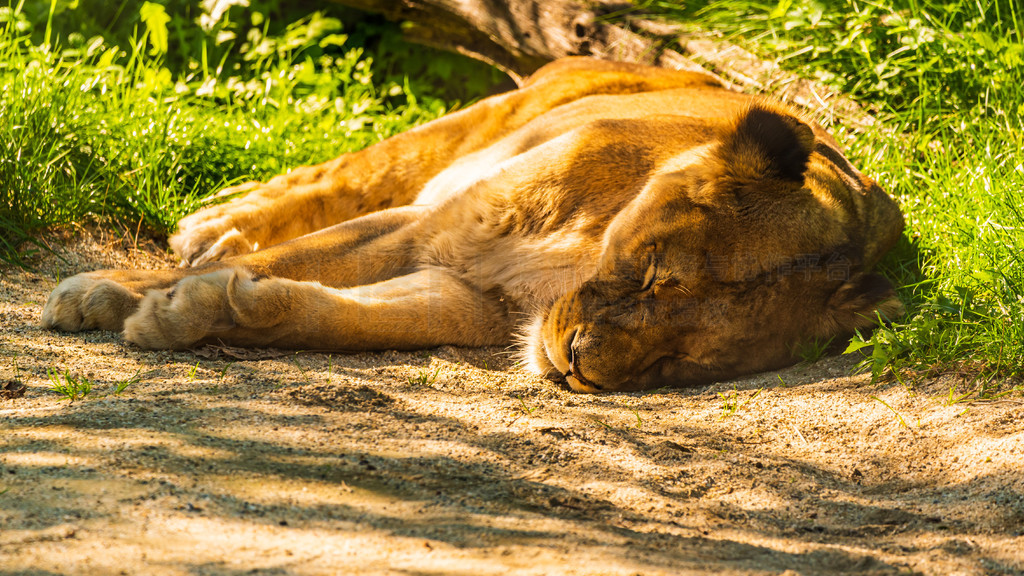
[537,105,904,392]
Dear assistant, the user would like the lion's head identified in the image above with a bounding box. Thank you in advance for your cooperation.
[531,103,904,392]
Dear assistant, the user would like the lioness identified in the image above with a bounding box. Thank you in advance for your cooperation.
[41,57,903,392]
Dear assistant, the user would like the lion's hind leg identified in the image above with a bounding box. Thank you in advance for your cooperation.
[170,57,715,268]
[124,267,513,351]
[170,173,361,268]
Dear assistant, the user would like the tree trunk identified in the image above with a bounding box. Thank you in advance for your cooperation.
[329,0,876,129]
[326,0,707,84]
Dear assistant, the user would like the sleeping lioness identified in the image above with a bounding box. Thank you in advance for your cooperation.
[40,57,904,393]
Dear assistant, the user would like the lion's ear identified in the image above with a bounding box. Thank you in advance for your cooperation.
[718,104,816,182]
[826,272,903,330]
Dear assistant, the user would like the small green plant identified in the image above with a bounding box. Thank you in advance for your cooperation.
[47,367,93,401]
[718,386,762,419]
[326,355,334,385]
[845,324,909,382]
[516,395,538,416]
[944,386,975,406]
[871,395,908,428]
[219,362,234,383]
[630,407,643,429]
[588,415,613,430]
[113,368,144,396]
[795,336,834,365]
[408,365,442,386]
[290,357,311,384]
[979,382,1023,401]
[187,362,200,381]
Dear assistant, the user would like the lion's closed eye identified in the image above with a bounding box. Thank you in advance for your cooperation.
[640,260,658,292]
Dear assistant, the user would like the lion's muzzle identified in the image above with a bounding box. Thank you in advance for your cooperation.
[543,282,674,392]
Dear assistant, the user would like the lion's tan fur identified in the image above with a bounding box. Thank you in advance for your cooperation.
[41,58,903,392]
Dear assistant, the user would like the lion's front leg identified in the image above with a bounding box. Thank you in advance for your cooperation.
[41,269,186,332]
[123,267,513,351]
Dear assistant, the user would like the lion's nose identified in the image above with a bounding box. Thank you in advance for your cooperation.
[565,328,601,391]
[565,327,580,374]
[569,327,577,373]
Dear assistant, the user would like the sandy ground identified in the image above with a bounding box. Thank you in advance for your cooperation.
[1,231,1023,576]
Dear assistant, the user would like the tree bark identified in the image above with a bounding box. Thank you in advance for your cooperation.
[326,0,707,84]
[328,0,876,129]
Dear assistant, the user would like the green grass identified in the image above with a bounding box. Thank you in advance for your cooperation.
[47,366,93,401]
[516,394,539,416]
[45,365,149,400]
[644,0,1024,384]
[718,386,763,419]
[0,0,496,264]
[408,365,442,386]
[871,395,909,428]
[113,367,145,395]
[629,406,643,429]
[794,336,834,365]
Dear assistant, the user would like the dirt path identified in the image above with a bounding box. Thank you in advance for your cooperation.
[1,233,1022,575]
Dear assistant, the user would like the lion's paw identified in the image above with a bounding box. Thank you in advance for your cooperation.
[169,204,258,268]
[41,274,141,332]
[170,224,255,268]
[124,269,238,349]
[170,182,265,266]
[123,267,293,349]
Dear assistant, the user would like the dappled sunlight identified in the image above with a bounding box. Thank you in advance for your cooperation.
[1,0,1021,572]
[6,425,237,462]
[0,451,98,469]
[3,335,1021,574]
[1,236,1021,575]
